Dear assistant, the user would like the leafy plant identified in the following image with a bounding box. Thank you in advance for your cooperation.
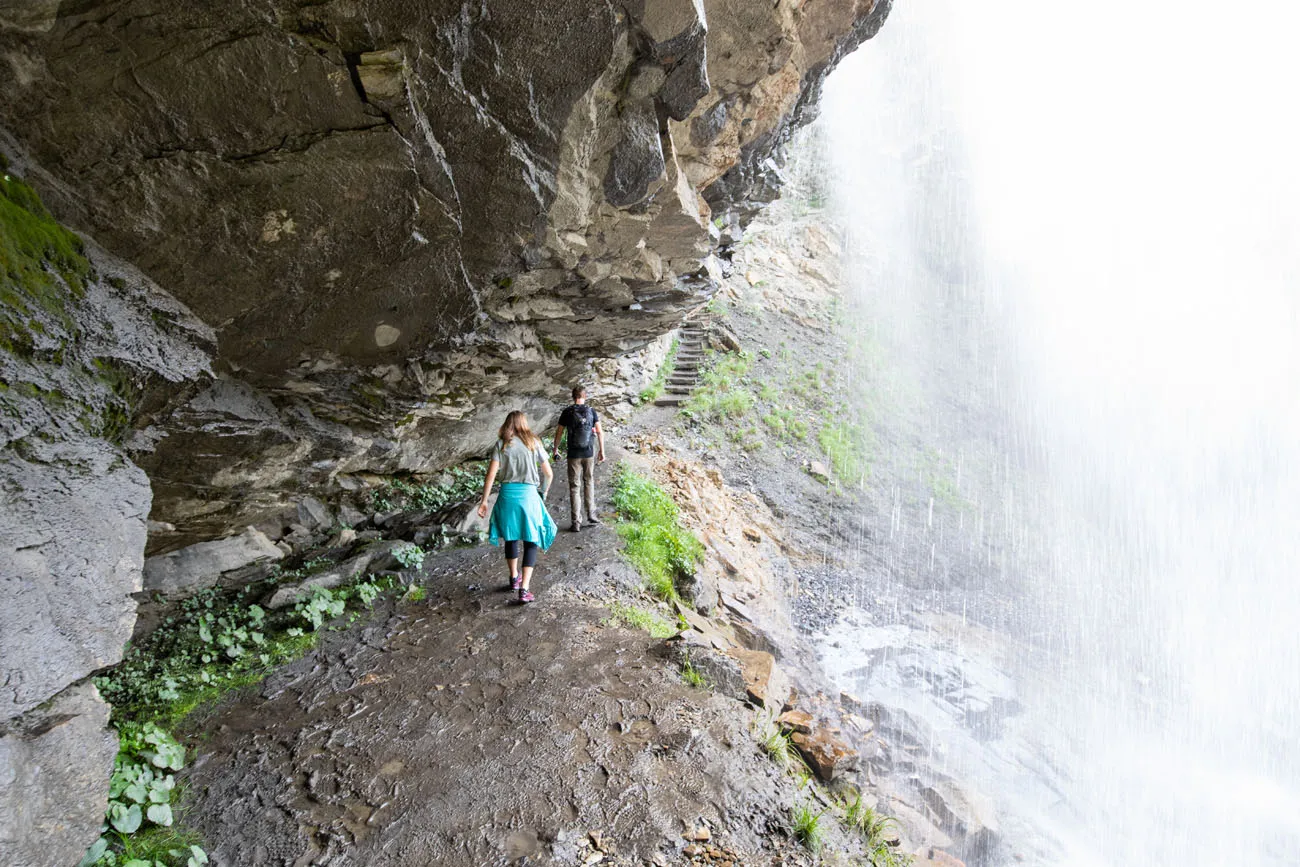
[393,542,426,570]
[791,802,826,853]
[295,586,346,631]
[611,465,704,603]
[842,795,913,867]
[88,560,409,866]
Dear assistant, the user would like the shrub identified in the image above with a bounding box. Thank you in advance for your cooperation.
[682,351,755,423]
[393,542,425,570]
[818,420,869,487]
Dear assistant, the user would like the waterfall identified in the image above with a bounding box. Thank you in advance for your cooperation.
[816,1,1300,864]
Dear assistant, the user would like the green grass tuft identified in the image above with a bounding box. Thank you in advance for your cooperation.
[611,465,704,603]
[606,602,677,638]
[818,419,870,487]
[682,351,754,422]
[680,653,708,688]
[790,802,825,853]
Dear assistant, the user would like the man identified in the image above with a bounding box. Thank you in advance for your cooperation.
[552,385,605,531]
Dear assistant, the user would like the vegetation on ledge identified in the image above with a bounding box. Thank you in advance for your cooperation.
[86,563,418,867]
[611,464,704,603]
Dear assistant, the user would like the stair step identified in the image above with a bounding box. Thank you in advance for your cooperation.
[654,395,690,407]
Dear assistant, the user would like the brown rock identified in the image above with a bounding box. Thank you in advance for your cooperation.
[726,648,791,711]
[776,709,814,734]
[790,729,858,782]
[920,850,966,867]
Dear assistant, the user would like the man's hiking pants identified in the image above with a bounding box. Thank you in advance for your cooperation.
[567,457,596,525]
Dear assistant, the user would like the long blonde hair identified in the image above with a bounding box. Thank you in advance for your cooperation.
[498,410,540,450]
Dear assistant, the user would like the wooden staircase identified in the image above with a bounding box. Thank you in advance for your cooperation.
[654,314,712,408]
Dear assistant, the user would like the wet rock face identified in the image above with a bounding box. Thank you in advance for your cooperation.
[0,0,892,544]
[0,161,215,863]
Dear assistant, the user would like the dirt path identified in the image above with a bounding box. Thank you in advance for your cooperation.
[181,468,826,867]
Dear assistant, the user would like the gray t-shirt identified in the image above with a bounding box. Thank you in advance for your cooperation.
[491,437,549,486]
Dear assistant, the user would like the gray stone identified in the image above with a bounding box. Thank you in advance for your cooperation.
[920,779,1001,864]
[667,638,747,702]
[297,496,334,532]
[660,41,710,121]
[0,682,117,867]
[0,441,146,721]
[264,540,410,608]
[604,100,666,208]
[337,504,368,528]
[143,526,284,598]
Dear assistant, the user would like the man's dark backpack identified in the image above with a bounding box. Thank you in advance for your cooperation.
[568,405,594,451]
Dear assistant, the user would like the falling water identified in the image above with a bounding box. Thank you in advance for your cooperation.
[816,1,1300,865]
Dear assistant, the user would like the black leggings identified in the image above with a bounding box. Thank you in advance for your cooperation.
[503,540,539,568]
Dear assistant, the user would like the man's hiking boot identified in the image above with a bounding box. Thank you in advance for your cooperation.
[569,522,581,532]
[586,515,602,526]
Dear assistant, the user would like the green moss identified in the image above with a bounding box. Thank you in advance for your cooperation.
[0,169,91,350]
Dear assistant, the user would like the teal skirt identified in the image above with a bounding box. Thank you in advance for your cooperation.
[489,483,557,550]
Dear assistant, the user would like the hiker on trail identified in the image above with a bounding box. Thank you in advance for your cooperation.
[552,385,605,531]
[477,410,557,604]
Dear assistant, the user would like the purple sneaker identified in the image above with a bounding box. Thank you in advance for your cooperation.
[518,589,535,604]
[510,573,523,591]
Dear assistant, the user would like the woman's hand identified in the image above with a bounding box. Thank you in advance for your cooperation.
[477,500,489,519]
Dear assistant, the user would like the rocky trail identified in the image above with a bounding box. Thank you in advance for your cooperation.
[178,453,850,867]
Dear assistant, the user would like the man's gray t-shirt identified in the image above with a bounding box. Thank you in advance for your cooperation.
[491,437,549,486]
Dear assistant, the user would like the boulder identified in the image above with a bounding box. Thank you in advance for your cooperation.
[666,636,747,702]
[296,496,334,532]
[807,460,831,484]
[0,682,117,867]
[264,541,411,609]
[776,709,813,735]
[790,728,859,782]
[920,780,1001,864]
[142,526,284,598]
[726,648,791,711]
[337,504,369,529]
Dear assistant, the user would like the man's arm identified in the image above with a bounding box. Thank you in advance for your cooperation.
[552,424,565,459]
[594,421,605,462]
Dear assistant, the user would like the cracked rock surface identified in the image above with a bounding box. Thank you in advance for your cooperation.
[1,0,893,545]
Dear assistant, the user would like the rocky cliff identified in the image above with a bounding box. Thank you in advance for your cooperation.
[0,1,891,862]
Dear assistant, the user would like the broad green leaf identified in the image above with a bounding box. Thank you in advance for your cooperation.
[108,803,141,833]
[146,803,174,826]
[77,837,108,867]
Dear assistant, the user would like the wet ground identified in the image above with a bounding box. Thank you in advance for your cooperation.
[180,485,843,867]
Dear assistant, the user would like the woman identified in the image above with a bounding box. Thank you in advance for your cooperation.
[477,410,557,603]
